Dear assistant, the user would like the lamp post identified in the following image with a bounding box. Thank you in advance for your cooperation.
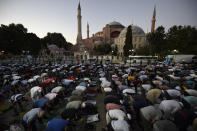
[132,49,134,55]
[112,50,114,63]
[172,49,179,64]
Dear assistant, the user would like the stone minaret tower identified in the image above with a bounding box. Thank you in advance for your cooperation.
[87,22,89,38]
[77,2,82,43]
[151,5,156,33]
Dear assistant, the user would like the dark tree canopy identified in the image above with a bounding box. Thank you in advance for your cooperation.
[123,25,133,57]
[42,32,73,51]
[0,23,73,56]
[147,26,167,56]
[93,44,112,55]
[0,23,41,55]
[141,25,197,57]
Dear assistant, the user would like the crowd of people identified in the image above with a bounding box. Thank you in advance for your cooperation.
[0,61,197,131]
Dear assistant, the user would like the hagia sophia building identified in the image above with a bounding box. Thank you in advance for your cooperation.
[72,2,156,56]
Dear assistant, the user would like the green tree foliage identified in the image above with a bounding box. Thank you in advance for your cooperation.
[123,25,133,57]
[42,33,73,50]
[93,44,112,55]
[147,26,167,56]
[67,42,74,51]
[25,33,41,56]
[147,25,197,56]
[0,23,41,55]
[135,45,150,55]
[166,25,197,54]
[0,23,73,56]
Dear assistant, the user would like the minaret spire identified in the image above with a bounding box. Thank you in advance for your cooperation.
[87,22,89,38]
[77,1,82,43]
[78,1,81,10]
[151,5,156,33]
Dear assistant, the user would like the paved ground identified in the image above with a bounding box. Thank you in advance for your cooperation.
[96,93,106,131]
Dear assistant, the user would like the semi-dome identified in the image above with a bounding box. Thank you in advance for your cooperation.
[108,21,125,28]
[119,25,145,37]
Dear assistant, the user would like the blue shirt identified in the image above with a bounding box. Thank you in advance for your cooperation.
[33,98,48,108]
[46,118,68,131]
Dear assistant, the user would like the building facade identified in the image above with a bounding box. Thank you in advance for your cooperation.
[72,2,156,56]
[114,25,147,56]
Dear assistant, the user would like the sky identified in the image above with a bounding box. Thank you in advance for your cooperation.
[0,0,197,44]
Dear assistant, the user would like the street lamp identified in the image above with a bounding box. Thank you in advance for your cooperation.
[84,51,87,63]
[172,49,179,54]
[111,51,114,63]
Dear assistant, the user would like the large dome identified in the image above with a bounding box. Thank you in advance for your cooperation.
[119,25,145,37]
[108,21,125,28]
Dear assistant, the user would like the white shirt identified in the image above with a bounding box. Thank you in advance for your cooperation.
[141,84,152,91]
[108,109,126,120]
[104,88,112,92]
[51,86,63,93]
[102,81,111,88]
[166,89,181,97]
[99,77,107,82]
[30,86,42,99]
[111,120,130,131]
[140,106,162,121]
[159,100,182,119]
[45,93,57,100]
[23,108,41,123]
[10,94,24,102]
[66,101,82,109]
[76,86,86,91]
[123,89,135,94]
[185,89,197,97]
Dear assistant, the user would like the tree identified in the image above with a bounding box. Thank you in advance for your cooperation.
[66,42,74,50]
[0,23,73,56]
[166,25,197,54]
[135,45,150,55]
[147,26,167,56]
[93,44,111,55]
[25,33,41,56]
[42,33,72,50]
[147,25,197,56]
[123,25,133,57]
[0,23,42,55]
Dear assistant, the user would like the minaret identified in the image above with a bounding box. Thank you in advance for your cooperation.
[87,22,89,38]
[151,5,156,33]
[77,1,82,43]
